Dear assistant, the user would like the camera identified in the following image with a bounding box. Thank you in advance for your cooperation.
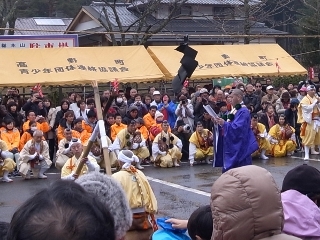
[202,98,208,105]
[181,100,186,105]
[183,124,191,132]
[64,143,69,148]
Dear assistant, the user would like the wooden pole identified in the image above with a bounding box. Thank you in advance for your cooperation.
[75,81,112,176]
[92,82,112,175]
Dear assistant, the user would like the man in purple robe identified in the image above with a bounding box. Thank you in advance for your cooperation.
[214,89,258,172]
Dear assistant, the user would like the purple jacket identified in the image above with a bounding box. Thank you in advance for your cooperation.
[281,189,320,239]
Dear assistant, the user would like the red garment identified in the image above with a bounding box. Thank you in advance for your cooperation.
[161,108,169,121]
[267,114,275,129]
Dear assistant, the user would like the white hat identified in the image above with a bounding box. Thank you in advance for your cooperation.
[266,86,274,90]
[199,88,209,94]
[118,150,139,169]
[153,90,161,96]
[155,110,164,119]
[307,85,316,91]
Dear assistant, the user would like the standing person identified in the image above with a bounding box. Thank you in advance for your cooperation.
[175,94,194,131]
[157,94,177,129]
[214,89,258,172]
[113,150,158,240]
[298,85,320,160]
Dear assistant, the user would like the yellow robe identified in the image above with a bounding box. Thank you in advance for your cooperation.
[116,129,150,160]
[112,169,157,214]
[269,124,296,157]
[298,95,320,146]
[61,155,98,178]
[19,140,52,175]
[152,131,182,168]
[189,129,214,160]
[252,123,271,156]
[0,140,16,176]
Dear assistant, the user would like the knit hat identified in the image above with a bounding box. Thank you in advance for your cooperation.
[75,172,132,240]
[199,88,209,94]
[307,85,316,91]
[118,150,139,169]
[176,120,185,128]
[155,111,163,119]
[282,164,320,195]
[74,118,83,125]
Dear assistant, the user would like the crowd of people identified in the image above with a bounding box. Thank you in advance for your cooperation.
[1,79,320,239]
[0,79,319,182]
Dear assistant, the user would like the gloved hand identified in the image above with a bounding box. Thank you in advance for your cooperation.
[85,160,96,172]
[259,133,265,138]
[29,152,38,161]
[132,143,139,150]
[61,172,76,180]
[159,151,167,156]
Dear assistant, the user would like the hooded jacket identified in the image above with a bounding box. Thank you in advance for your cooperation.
[282,190,320,239]
[211,165,301,240]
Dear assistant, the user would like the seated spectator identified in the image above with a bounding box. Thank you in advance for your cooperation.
[1,118,20,168]
[175,94,194,131]
[126,88,138,106]
[199,111,214,131]
[23,110,50,133]
[104,114,115,140]
[110,94,127,118]
[135,117,148,141]
[54,100,70,129]
[19,121,37,151]
[143,105,157,130]
[72,118,90,145]
[82,108,96,133]
[152,120,182,167]
[243,84,260,113]
[157,94,177,129]
[129,94,148,117]
[75,172,132,240]
[172,120,192,161]
[0,140,16,182]
[281,164,320,239]
[151,91,162,107]
[268,114,296,157]
[86,98,95,109]
[61,139,99,180]
[19,130,52,180]
[211,165,300,240]
[189,122,213,166]
[57,110,75,143]
[122,106,139,125]
[143,94,152,110]
[111,121,149,170]
[6,180,115,240]
[254,82,265,99]
[149,111,171,142]
[261,85,279,107]
[259,104,279,132]
[6,101,23,132]
[257,101,269,117]
[276,91,291,115]
[55,128,74,170]
[251,114,271,160]
[74,99,87,119]
[22,92,46,117]
[111,114,127,141]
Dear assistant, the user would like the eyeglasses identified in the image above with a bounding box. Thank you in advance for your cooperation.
[255,85,262,88]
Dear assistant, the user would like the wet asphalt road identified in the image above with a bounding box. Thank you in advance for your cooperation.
[1,151,319,223]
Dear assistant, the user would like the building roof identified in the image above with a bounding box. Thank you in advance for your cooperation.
[13,17,73,35]
[127,0,259,7]
[72,2,286,43]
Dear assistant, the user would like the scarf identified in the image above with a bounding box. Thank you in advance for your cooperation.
[267,114,275,129]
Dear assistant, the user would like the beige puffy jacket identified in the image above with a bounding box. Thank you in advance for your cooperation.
[211,165,301,240]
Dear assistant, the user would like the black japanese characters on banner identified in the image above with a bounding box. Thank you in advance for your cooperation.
[16,58,130,75]
[197,54,274,70]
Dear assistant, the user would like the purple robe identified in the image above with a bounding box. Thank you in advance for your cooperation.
[214,107,258,172]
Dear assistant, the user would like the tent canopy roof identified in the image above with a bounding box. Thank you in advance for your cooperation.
[147,44,307,79]
[0,46,164,87]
